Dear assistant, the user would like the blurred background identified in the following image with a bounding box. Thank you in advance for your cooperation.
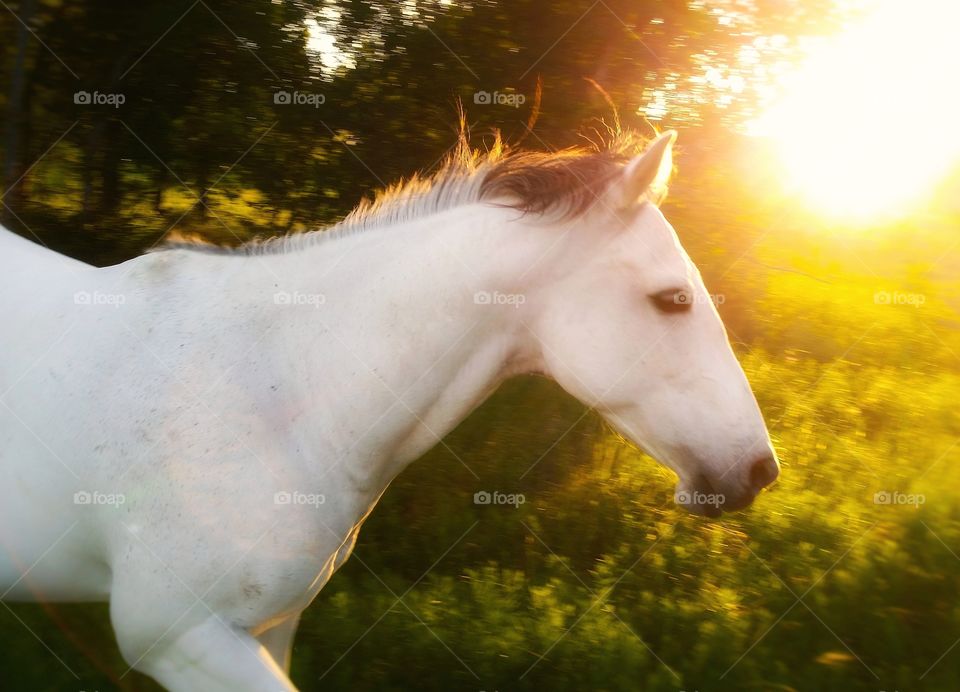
[1,0,959,690]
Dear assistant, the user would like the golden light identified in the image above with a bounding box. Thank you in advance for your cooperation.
[753,0,960,222]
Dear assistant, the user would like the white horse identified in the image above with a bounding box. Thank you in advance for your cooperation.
[0,130,777,691]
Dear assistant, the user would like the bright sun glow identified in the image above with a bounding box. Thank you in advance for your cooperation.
[754,0,960,222]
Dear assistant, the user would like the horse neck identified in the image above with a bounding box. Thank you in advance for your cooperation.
[261,203,551,490]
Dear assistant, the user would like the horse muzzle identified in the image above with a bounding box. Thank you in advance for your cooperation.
[674,453,780,518]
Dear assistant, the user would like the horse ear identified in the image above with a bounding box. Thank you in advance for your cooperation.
[610,130,676,210]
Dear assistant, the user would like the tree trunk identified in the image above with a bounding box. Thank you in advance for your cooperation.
[2,0,37,220]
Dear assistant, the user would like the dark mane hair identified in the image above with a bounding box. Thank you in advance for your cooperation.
[164,127,669,255]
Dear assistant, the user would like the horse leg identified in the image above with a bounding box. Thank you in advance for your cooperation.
[112,605,296,692]
[257,612,301,674]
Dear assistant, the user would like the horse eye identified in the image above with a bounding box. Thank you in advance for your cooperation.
[649,289,692,314]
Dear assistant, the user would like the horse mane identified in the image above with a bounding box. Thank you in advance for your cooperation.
[164,126,669,255]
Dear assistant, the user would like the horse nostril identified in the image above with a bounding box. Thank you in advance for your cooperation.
[749,454,780,492]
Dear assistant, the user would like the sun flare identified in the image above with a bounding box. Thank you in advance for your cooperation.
[754,0,960,222]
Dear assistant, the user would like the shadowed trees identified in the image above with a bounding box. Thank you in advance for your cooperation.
[0,0,837,262]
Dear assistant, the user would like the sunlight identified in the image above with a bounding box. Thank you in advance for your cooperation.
[305,14,355,73]
[753,0,960,222]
